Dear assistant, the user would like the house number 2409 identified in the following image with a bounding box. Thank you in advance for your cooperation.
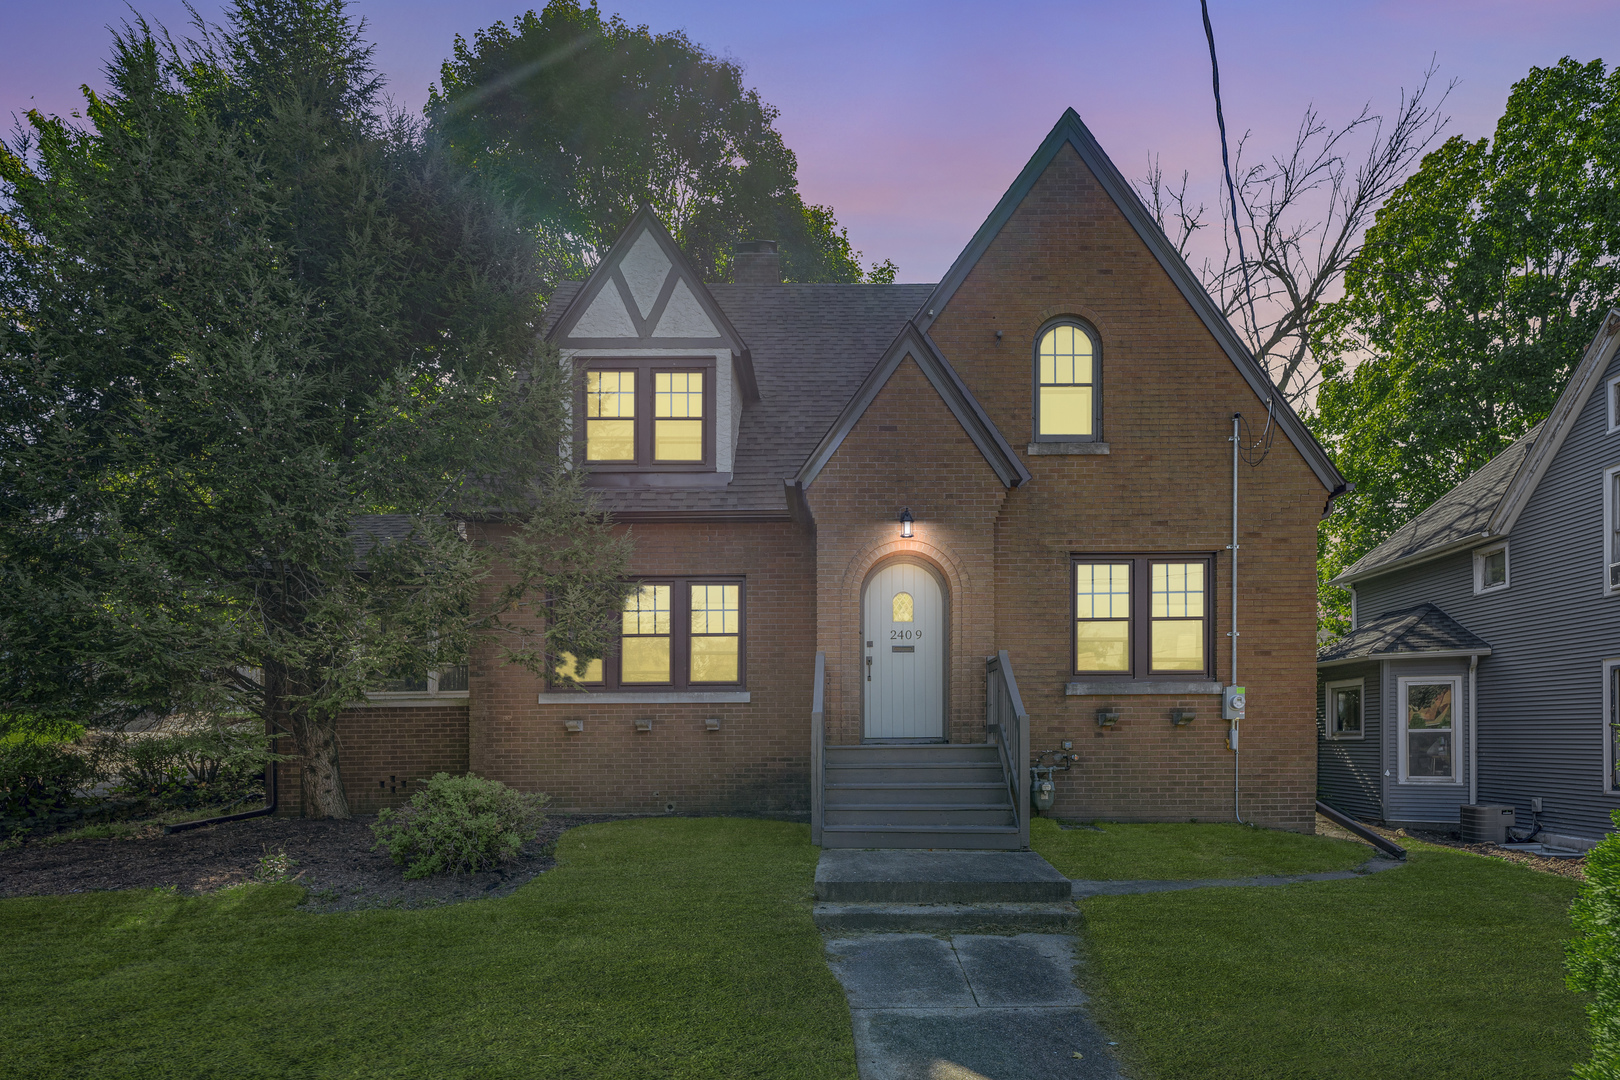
[890,629,921,640]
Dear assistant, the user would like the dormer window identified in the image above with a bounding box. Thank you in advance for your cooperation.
[582,360,713,469]
[1035,319,1100,441]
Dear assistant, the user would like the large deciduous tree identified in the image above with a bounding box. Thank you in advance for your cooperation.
[1312,57,1620,630]
[428,0,889,286]
[0,0,633,816]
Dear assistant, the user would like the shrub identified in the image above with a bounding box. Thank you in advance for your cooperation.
[0,738,99,818]
[113,721,277,808]
[371,773,549,879]
[1568,809,1620,1079]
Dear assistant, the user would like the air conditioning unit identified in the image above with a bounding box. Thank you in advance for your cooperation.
[1460,803,1516,844]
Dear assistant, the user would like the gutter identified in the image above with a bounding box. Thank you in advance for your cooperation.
[1328,531,1491,589]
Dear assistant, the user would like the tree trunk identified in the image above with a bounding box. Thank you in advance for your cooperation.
[266,660,351,819]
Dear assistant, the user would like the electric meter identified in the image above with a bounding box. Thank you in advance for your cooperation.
[1223,685,1247,721]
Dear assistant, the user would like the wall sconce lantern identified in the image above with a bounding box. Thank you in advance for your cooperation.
[899,507,914,538]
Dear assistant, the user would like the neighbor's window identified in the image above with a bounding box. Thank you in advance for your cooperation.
[1608,375,1620,434]
[582,362,712,468]
[1073,555,1213,679]
[1473,543,1508,595]
[1035,321,1099,440]
[1609,465,1620,592]
[1399,678,1459,782]
[555,577,745,690]
[1325,679,1364,739]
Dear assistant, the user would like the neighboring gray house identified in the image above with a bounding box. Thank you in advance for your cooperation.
[1319,309,1620,846]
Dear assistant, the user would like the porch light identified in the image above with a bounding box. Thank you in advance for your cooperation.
[899,507,914,538]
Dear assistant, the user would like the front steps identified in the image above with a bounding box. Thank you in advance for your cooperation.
[821,743,1021,850]
[812,849,1077,932]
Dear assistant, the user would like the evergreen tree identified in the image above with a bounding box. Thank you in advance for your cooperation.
[0,1,632,816]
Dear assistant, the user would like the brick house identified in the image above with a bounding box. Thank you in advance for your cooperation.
[282,110,1347,845]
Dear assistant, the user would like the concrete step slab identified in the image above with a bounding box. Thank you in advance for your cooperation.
[814,901,1080,933]
[818,826,1023,850]
[824,805,1017,827]
[816,848,1069,902]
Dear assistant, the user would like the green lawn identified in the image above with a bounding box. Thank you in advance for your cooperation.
[1081,841,1588,1079]
[1030,815,1374,880]
[0,818,856,1080]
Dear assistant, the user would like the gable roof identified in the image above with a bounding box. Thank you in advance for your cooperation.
[795,323,1031,490]
[546,205,758,401]
[914,108,1346,497]
[543,282,936,517]
[1317,603,1492,668]
[1332,308,1620,587]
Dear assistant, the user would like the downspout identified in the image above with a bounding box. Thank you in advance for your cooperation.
[1230,413,1243,824]
[1468,654,1479,806]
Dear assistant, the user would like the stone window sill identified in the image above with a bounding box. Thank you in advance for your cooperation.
[1029,441,1109,455]
[1066,680,1222,696]
[538,691,751,704]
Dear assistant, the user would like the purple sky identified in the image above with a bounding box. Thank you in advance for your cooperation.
[4,1,1617,281]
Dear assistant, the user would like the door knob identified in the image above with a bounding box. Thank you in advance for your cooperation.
[866,655,872,682]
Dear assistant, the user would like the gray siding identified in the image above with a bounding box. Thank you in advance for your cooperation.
[1317,661,1382,820]
[1380,656,1473,828]
[1355,346,1620,841]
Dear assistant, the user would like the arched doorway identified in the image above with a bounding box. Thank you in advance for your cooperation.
[862,558,946,740]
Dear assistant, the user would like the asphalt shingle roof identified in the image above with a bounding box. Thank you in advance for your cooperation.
[545,282,936,515]
[1335,424,1541,583]
[1317,603,1492,666]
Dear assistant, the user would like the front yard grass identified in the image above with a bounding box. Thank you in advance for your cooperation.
[0,817,856,1080]
[1081,840,1587,1079]
[1030,815,1373,880]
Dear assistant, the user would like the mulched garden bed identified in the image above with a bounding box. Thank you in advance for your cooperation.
[0,812,623,911]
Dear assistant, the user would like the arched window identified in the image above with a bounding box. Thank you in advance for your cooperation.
[1034,320,1099,440]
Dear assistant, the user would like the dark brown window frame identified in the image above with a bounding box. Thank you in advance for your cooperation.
[561,576,746,691]
[1032,316,1103,443]
[1071,554,1216,679]
[577,357,717,472]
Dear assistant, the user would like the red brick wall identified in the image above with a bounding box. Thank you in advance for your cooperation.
[465,519,818,815]
[804,356,1011,746]
[275,704,469,816]
[928,143,1324,830]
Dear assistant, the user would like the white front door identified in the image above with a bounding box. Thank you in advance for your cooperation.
[863,560,945,740]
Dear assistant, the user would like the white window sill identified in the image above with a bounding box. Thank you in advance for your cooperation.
[1324,734,1366,741]
[1029,441,1110,455]
[1066,680,1222,695]
[538,691,751,704]
[1396,777,1463,786]
[353,693,470,708]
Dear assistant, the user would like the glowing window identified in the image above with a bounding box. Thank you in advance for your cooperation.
[892,592,914,622]
[1150,562,1205,672]
[585,370,635,461]
[655,372,704,461]
[1036,322,1097,438]
[620,584,672,683]
[1075,562,1130,672]
[689,583,740,683]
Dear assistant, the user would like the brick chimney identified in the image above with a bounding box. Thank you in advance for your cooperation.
[732,239,781,285]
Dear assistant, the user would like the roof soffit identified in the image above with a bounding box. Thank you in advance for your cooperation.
[546,205,759,401]
[915,108,1345,495]
[795,322,1031,490]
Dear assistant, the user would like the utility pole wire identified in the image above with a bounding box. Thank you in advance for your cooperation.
[1200,0,1261,349]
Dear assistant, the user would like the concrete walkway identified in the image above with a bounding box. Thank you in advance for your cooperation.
[1068,855,1406,897]
[824,932,1122,1080]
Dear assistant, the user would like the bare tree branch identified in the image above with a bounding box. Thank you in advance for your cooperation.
[1137,62,1453,406]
